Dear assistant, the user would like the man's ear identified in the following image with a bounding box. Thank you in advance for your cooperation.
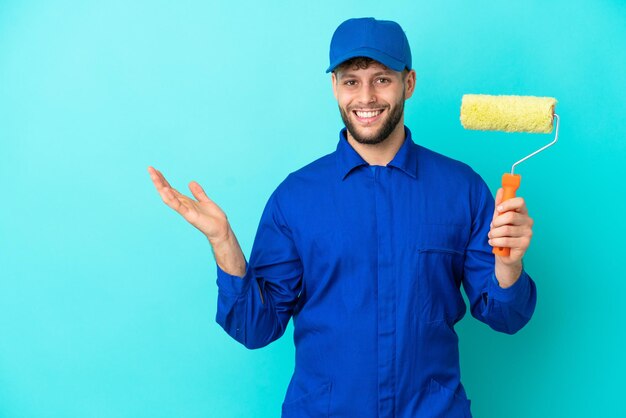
[331,72,338,100]
[404,69,416,100]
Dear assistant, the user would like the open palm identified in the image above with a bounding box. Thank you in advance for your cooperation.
[148,166,229,242]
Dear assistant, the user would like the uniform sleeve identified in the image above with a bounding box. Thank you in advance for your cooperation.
[215,187,303,349]
[461,176,537,335]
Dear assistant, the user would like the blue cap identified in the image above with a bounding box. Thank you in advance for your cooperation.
[326,17,412,73]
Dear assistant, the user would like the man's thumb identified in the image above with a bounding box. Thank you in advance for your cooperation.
[495,188,504,205]
[189,181,212,203]
[493,188,504,215]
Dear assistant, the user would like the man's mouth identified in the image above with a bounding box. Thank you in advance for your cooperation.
[353,109,385,124]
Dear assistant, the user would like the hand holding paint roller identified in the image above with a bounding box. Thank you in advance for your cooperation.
[460,94,559,257]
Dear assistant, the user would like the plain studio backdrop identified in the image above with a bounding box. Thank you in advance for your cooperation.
[1,0,625,417]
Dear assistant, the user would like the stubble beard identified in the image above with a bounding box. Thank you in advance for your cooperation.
[339,92,405,145]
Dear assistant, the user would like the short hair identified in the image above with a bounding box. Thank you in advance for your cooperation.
[333,56,409,78]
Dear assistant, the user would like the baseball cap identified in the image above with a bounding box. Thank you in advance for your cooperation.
[326,17,412,73]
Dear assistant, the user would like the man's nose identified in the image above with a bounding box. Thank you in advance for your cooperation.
[357,83,376,104]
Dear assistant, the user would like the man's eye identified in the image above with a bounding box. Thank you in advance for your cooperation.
[377,78,391,84]
[344,80,357,86]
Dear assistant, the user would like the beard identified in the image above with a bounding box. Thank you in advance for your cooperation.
[339,92,405,145]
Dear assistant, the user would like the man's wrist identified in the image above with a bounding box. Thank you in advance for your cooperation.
[209,227,247,278]
[494,260,523,288]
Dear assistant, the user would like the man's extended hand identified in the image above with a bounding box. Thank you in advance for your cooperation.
[148,166,229,241]
[147,166,246,277]
[488,188,534,288]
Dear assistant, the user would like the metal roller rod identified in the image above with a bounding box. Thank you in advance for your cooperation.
[511,113,560,175]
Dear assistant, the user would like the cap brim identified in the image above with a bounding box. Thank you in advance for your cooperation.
[326,47,407,73]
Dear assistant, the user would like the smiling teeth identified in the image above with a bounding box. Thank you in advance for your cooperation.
[356,110,382,118]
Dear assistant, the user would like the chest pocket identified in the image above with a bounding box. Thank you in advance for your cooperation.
[415,223,468,324]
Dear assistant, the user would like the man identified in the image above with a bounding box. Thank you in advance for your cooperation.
[148,17,536,418]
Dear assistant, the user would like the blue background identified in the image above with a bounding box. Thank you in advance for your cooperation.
[1,0,625,417]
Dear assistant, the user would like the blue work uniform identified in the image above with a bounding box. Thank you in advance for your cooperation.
[215,126,537,418]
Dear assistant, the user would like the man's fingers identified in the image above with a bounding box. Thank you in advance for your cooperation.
[148,167,187,198]
[494,188,504,207]
[488,224,533,239]
[157,185,179,208]
[494,197,528,216]
[155,168,173,189]
[159,186,192,216]
[488,236,531,250]
[189,181,213,203]
[148,166,164,188]
[488,190,533,254]
[148,166,172,190]
[149,167,206,222]
[148,166,173,189]
[491,188,503,220]
[491,211,533,228]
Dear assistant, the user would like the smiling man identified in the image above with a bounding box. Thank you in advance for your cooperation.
[334,59,409,146]
[149,17,537,418]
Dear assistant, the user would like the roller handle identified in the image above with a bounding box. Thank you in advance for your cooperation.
[493,173,521,257]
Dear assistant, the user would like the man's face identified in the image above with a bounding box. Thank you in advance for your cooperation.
[332,62,415,145]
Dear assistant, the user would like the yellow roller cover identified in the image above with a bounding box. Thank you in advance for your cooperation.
[460,94,557,133]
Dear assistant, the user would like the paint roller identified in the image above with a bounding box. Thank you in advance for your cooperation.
[460,94,560,257]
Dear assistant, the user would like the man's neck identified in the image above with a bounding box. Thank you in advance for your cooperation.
[346,120,406,166]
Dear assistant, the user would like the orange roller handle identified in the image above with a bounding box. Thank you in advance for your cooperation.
[493,173,521,257]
